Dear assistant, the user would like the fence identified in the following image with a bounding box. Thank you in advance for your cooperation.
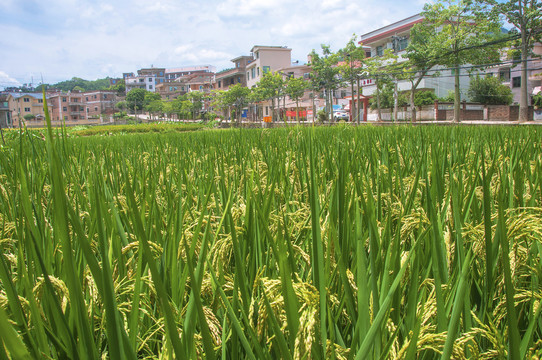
[367,102,535,122]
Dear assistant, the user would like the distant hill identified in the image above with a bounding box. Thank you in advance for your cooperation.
[52,77,112,92]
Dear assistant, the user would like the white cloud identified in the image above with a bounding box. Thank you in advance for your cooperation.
[0,0,422,84]
[0,71,22,89]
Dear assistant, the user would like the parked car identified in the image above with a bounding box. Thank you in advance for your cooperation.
[334,110,349,121]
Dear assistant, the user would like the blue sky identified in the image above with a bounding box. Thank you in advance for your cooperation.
[0,0,426,88]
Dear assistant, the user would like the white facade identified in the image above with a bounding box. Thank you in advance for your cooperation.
[125,76,156,93]
[485,43,542,104]
[359,14,471,100]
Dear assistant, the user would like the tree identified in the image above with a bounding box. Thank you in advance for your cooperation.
[23,114,35,121]
[187,91,205,120]
[109,80,126,95]
[285,77,308,124]
[115,101,127,112]
[257,71,285,122]
[126,88,147,112]
[72,86,85,92]
[417,0,502,122]
[467,75,513,104]
[308,45,341,122]
[489,0,542,120]
[146,100,164,120]
[223,84,251,124]
[338,35,366,123]
[364,49,395,121]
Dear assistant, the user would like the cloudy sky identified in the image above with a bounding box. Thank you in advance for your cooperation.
[0,0,425,89]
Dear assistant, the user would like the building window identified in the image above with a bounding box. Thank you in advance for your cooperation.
[512,76,521,88]
[94,95,97,99]
[149,85,153,89]
[23,97,30,102]
[159,71,163,76]
[95,107,98,111]
[73,98,78,102]
[103,94,107,99]
[265,106,268,115]
[263,66,270,74]
[238,76,241,83]
[139,78,144,82]
[257,67,260,76]
[63,107,67,111]
[251,68,255,78]
[148,78,153,82]
[86,108,89,113]
[218,81,221,88]
[79,106,84,111]
[62,97,67,102]
[38,99,43,103]
[64,116,68,120]
[256,51,259,59]
[24,107,30,112]
[376,46,383,56]
[199,85,203,90]
[500,68,511,82]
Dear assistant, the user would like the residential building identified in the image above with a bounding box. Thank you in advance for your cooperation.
[165,65,215,80]
[485,42,542,104]
[155,81,189,100]
[359,14,471,100]
[83,91,118,118]
[125,75,156,93]
[215,56,254,90]
[246,45,292,88]
[6,93,53,124]
[0,94,11,128]
[47,92,87,121]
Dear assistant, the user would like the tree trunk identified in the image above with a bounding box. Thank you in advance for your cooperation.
[410,85,416,124]
[393,79,398,122]
[357,77,362,123]
[453,63,461,123]
[351,78,356,123]
[519,28,529,121]
[376,78,382,122]
[296,100,300,125]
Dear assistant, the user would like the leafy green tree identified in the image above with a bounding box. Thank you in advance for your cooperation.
[364,49,395,121]
[488,0,541,120]
[23,114,35,121]
[72,86,85,92]
[109,80,126,95]
[338,35,367,123]
[144,92,161,107]
[417,0,502,122]
[248,86,266,122]
[414,90,438,107]
[221,85,250,124]
[116,101,127,112]
[533,91,542,108]
[146,100,164,120]
[308,45,341,121]
[257,72,285,122]
[126,88,148,112]
[187,91,205,120]
[467,75,513,105]
[285,77,308,124]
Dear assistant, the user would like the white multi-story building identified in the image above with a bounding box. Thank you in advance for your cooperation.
[359,14,471,99]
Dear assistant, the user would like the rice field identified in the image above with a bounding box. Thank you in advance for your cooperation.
[0,123,541,359]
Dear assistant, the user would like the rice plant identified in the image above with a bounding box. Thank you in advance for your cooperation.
[0,117,541,359]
